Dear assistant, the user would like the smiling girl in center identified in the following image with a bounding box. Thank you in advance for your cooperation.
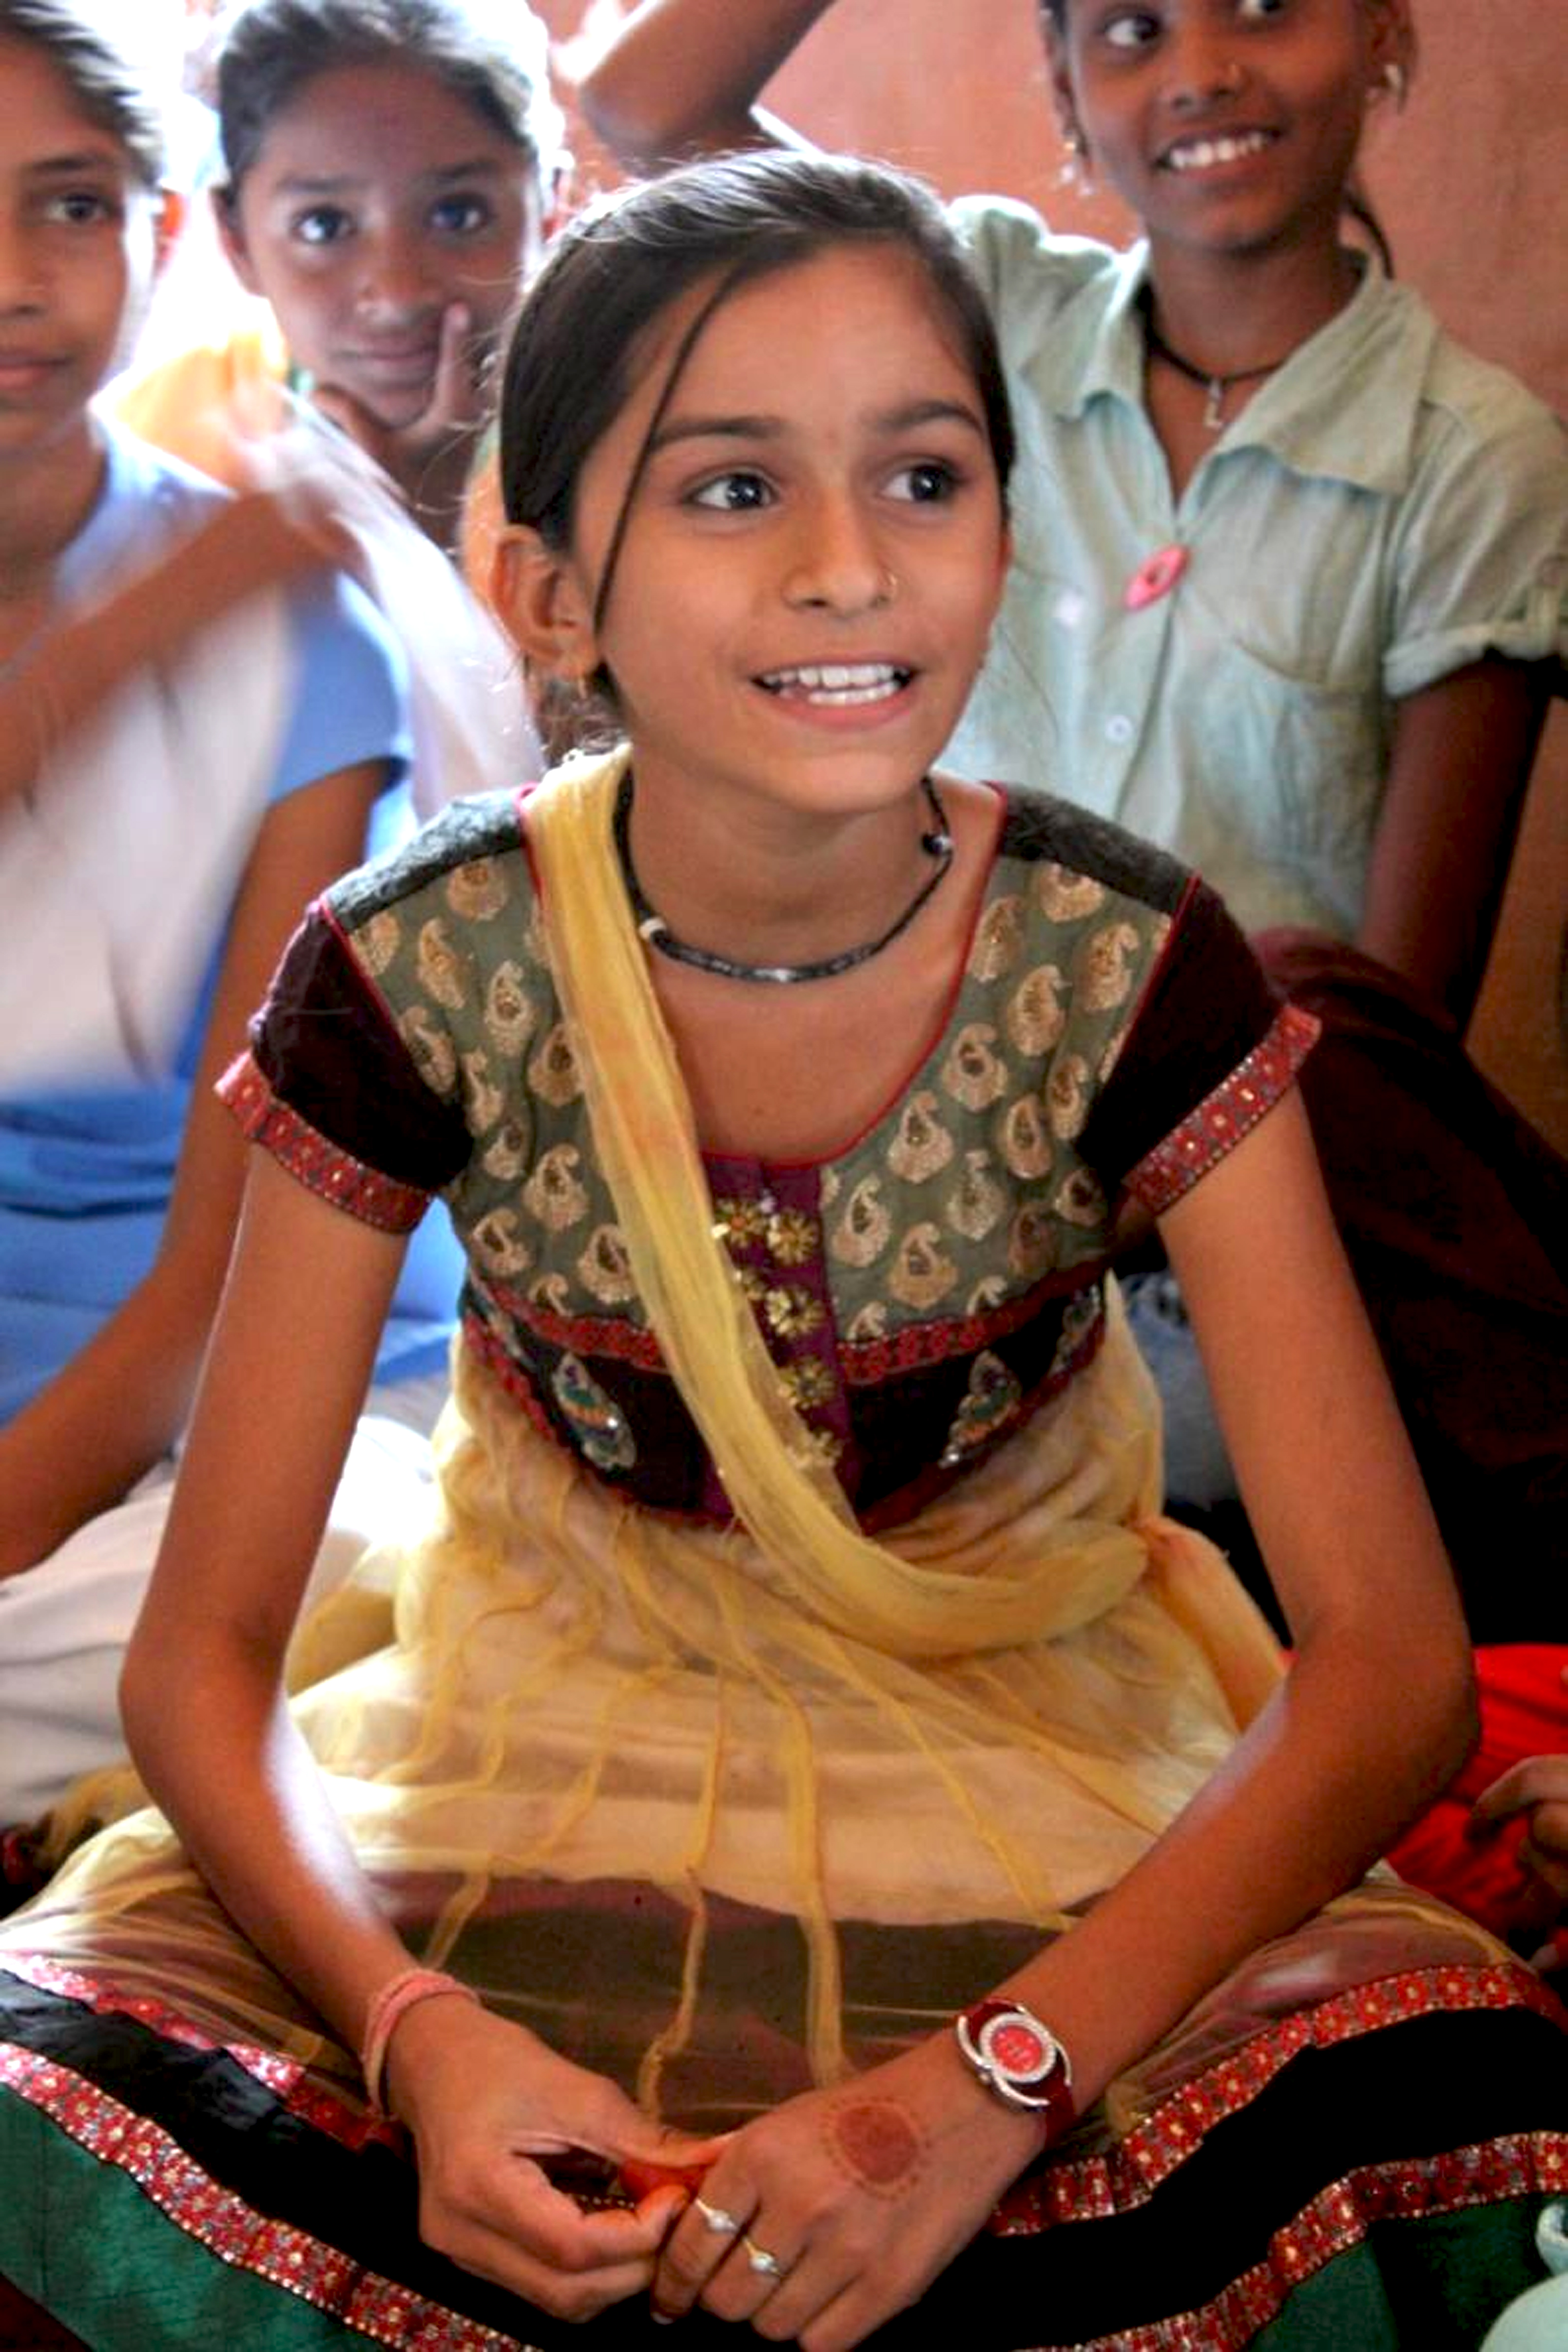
[0,149,1563,2352]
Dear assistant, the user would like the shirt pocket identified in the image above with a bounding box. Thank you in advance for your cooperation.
[1175,633,1391,936]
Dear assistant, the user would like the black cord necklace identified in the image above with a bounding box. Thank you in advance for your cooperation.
[1142,299,1293,433]
[613,770,955,985]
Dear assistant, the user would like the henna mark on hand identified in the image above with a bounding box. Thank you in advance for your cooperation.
[824,2099,929,2200]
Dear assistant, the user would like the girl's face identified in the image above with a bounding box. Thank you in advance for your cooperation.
[502,243,1009,833]
[1048,0,1406,263]
[0,37,164,464]
[221,55,542,430]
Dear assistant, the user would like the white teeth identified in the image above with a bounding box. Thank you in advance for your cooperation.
[760,661,909,705]
[1167,129,1271,172]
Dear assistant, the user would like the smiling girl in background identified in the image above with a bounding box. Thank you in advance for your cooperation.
[0,146,1563,2352]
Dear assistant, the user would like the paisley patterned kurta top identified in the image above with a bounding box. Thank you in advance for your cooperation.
[224,782,1315,1528]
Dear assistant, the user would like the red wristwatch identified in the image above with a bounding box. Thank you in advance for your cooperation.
[954,1998,1075,2141]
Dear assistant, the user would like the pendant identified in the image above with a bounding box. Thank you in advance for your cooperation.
[1202,377,1227,432]
[1123,544,1190,613]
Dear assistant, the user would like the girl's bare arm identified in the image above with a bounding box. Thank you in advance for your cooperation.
[1360,656,1549,1027]
[578,0,832,164]
[121,1153,710,2317]
[0,495,342,813]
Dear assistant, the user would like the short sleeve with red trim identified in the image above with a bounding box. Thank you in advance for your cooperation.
[1077,872,1318,1211]
[218,902,469,1233]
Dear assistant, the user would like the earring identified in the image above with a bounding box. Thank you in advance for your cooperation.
[1378,59,1406,107]
[1058,120,1093,190]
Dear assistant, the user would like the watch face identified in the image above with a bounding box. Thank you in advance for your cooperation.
[977,2007,1056,2087]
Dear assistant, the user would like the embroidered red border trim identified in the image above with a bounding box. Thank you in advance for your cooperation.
[1034,2131,1568,2352]
[990,1958,1566,2234]
[1126,1003,1320,1215]
[218,1052,429,1235]
[0,1956,393,2153]
[462,1316,567,1446]
[480,1279,664,1370]
[476,1263,1113,1388]
[0,2044,529,2350]
[4,1956,1561,2352]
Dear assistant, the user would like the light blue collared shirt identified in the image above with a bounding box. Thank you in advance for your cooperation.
[947,197,1568,938]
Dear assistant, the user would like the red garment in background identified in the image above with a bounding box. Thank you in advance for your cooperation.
[1389,1646,1568,1961]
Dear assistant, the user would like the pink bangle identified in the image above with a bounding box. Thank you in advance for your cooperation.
[360,1966,479,2114]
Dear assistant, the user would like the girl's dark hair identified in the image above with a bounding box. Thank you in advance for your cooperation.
[213,0,561,196]
[0,0,165,188]
[1037,0,1414,273]
[499,146,1016,575]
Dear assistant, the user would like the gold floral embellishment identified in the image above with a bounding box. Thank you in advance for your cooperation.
[764,1285,826,1341]
[791,1425,844,1471]
[713,1196,770,1249]
[779,1356,836,1412]
[766,1208,821,1266]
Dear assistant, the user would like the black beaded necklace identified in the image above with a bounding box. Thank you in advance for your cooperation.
[613,770,954,985]
[1142,296,1292,432]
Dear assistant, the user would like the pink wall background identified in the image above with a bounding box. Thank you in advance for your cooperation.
[547,0,1568,1141]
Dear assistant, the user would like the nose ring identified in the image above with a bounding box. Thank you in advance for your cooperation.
[875,565,899,605]
[1218,58,1243,92]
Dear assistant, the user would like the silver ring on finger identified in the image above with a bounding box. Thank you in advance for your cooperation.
[742,2235,789,2283]
[694,2196,741,2237]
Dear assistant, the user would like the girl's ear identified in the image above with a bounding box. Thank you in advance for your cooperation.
[490,524,599,680]
[1042,25,1089,167]
[1364,0,1416,92]
[213,188,263,297]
